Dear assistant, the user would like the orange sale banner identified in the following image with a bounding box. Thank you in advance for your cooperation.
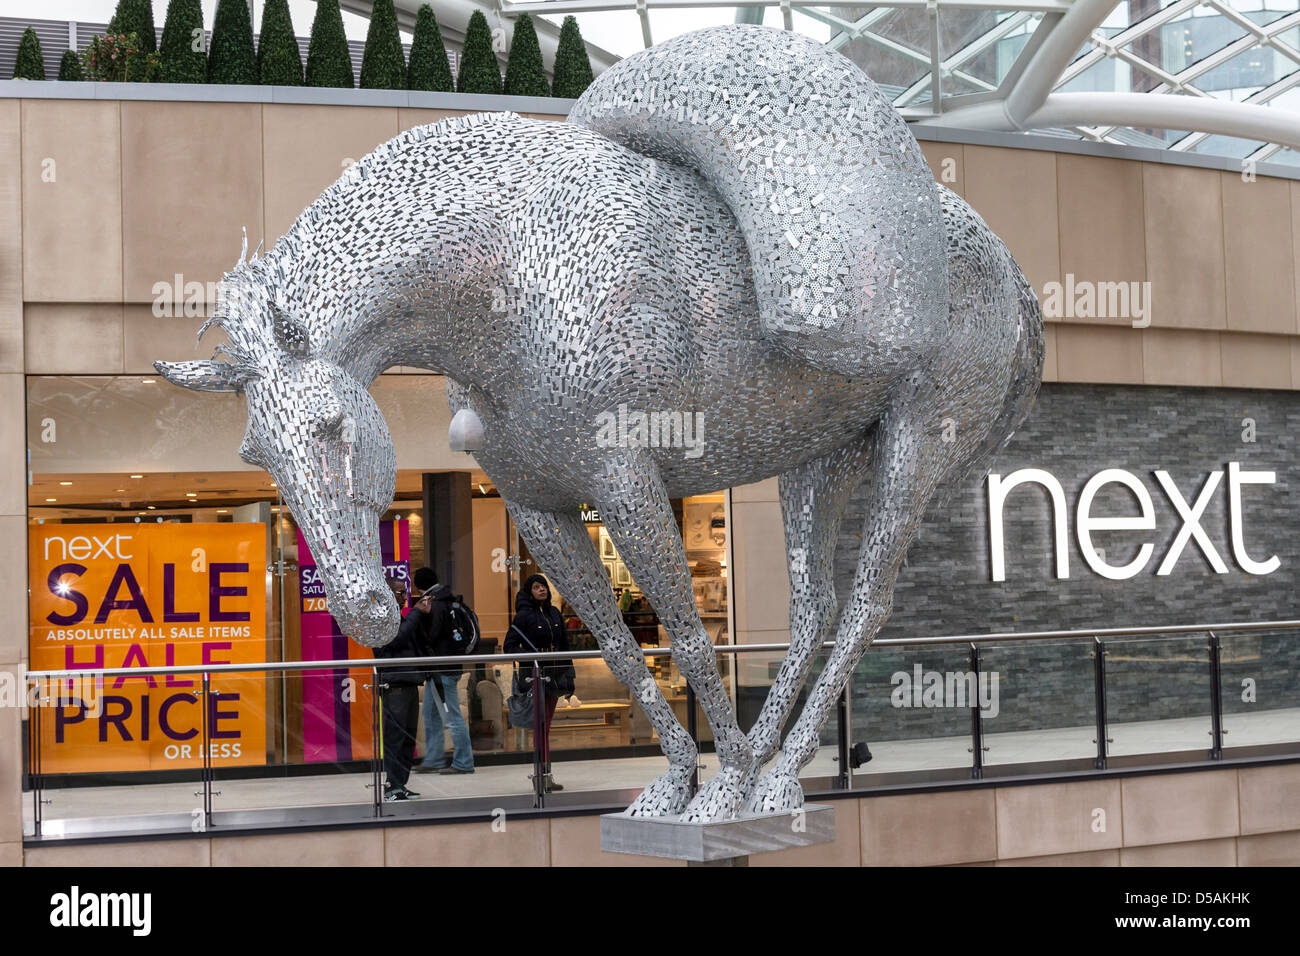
[28,523,268,773]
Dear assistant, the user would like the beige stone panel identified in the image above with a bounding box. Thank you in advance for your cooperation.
[0,842,20,867]
[1121,770,1239,847]
[1294,183,1300,328]
[399,107,475,130]
[549,814,685,866]
[1238,764,1300,834]
[1042,324,1058,382]
[1219,332,1293,390]
[1142,328,1222,387]
[730,498,789,634]
[862,788,996,866]
[0,703,19,845]
[121,102,263,304]
[1293,338,1300,390]
[752,799,861,866]
[0,375,25,518]
[122,305,229,375]
[1120,838,1236,867]
[1142,163,1226,330]
[730,476,778,504]
[1055,154,1146,327]
[994,779,1122,859]
[0,516,27,665]
[0,100,21,372]
[212,829,383,866]
[918,141,964,197]
[21,100,122,303]
[1053,324,1143,384]
[262,105,401,242]
[1237,830,1300,865]
[25,838,211,866]
[384,817,550,866]
[963,146,1060,298]
[520,112,567,122]
[995,849,1119,866]
[24,304,123,374]
[1222,173,1296,334]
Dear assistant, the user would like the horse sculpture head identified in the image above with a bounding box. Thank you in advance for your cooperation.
[154,237,400,648]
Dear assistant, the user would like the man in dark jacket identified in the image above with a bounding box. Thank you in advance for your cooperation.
[374,575,440,800]
[414,567,475,774]
[504,573,574,791]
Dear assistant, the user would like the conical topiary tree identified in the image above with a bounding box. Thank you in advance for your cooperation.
[13,28,45,80]
[258,0,303,86]
[360,0,406,90]
[207,0,257,85]
[109,0,157,54]
[503,14,548,97]
[407,4,452,92]
[457,11,501,95]
[551,15,594,99]
[58,49,83,81]
[305,0,354,88]
[158,0,206,84]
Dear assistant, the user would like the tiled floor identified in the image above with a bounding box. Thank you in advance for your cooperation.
[23,708,1300,833]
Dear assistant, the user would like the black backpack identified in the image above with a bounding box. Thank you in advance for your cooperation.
[443,594,480,656]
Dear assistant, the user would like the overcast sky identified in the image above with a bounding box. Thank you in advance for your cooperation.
[0,0,834,58]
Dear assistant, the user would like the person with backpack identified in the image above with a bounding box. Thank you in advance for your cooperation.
[373,575,436,801]
[504,573,575,792]
[413,567,477,775]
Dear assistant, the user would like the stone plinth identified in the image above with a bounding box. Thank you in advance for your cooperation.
[600,804,835,862]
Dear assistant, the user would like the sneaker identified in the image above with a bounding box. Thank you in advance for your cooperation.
[438,766,474,775]
[400,786,421,798]
[383,786,407,802]
[543,775,563,792]
[414,763,447,773]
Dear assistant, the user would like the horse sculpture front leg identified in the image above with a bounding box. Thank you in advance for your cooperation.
[504,499,699,817]
[593,450,756,823]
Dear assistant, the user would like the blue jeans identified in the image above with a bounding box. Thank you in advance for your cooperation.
[419,674,474,770]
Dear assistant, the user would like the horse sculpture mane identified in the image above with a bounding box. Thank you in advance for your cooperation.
[156,24,1043,824]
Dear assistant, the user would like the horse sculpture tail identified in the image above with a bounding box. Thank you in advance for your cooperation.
[569,24,949,379]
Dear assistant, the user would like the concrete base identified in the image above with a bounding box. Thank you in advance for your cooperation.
[600,804,835,862]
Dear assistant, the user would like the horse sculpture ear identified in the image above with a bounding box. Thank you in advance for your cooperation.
[153,360,246,393]
[270,302,312,358]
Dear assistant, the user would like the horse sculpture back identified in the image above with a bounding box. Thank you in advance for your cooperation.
[156,25,1042,822]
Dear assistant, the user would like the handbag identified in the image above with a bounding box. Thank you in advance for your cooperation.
[506,625,550,728]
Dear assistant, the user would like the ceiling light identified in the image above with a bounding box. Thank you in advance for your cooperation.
[59,481,72,486]
[217,509,229,514]
[185,492,198,497]
[147,506,156,510]
[45,498,56,502]
[142,378,155,384]
[130,475,143,479]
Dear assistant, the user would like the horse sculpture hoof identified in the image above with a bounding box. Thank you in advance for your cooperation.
[743,768,804,815]
[679,767,749,823]
[623,766,694,818]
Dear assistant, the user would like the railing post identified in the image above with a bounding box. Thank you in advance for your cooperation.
[685,681,699,796]
[835,689,850,790]
[371,666,383,818]
[969,643,984,780]
[1208,631,1224,760]
[1093,637,1109,770]
[531,660,546,808]
[199,672,213,830]
[30,677,43,838]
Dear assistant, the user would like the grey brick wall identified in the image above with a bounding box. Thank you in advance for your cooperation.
[824,383,1300,743]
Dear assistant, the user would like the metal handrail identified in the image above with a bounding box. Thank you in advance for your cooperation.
[23,618,1300,679]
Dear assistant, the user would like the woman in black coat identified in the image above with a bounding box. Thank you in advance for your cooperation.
[504,573,574,791]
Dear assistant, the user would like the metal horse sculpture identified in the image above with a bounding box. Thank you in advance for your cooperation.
[156,25,1042,822]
